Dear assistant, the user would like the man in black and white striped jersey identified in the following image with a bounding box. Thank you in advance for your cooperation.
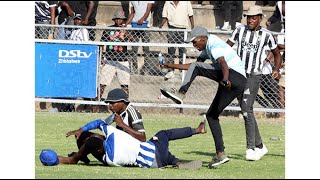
[227,5,282,161]
[67,88,147,164]
[35,1,58,39]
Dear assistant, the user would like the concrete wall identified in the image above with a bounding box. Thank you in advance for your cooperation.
[96,1,277,30]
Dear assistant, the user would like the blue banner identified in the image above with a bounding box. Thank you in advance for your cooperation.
[35,43,98,98]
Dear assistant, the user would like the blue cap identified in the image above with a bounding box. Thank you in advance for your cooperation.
[39,149,59,166]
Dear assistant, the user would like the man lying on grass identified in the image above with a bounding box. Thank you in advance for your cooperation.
[40,117,207,170]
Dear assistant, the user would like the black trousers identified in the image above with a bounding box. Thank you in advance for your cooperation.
[179,62,246,152]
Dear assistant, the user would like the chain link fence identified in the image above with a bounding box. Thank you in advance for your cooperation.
[35,24,285,116]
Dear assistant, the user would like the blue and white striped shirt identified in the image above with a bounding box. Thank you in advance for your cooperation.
[81,119,156,168]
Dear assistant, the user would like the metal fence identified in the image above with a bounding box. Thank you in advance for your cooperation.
[35,24,285,115]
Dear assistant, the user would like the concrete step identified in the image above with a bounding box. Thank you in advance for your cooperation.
[96,1,276,30]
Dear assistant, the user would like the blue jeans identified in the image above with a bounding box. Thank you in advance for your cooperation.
[149,127,193,168]
[57,20,71,40]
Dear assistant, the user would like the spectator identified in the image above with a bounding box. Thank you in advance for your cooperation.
[35,1,59,111]
[160,26,247,168]
[53,15,90,113]
[85,1,99,41]
[227,5,281,161]
[266,1,285,32]
[277,27,285,118]
[266,1,285,117]
[69,15,89,41]
[152,1,165,27]
[57,1,95,39]
[43,117,206,169]
[159,1,194,80]
[124,1,154,74]
[99,10,131,106]
[120,1,130,18]
[220,1,243,30]
[255,49,283,116]
[68,88,147,164]
[35,1,58,39]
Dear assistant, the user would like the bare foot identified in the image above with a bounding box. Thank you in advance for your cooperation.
[196,121,206,134]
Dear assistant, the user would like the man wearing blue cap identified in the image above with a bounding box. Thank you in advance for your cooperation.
[67,88,147,164]
[159,26,247,168]
[42,115,206,170]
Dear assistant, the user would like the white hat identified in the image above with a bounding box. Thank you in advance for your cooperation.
[244,5,265,17]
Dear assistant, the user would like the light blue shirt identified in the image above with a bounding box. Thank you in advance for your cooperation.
[199,34,246,78]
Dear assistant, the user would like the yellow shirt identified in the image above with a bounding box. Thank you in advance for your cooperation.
[162,1,193,28]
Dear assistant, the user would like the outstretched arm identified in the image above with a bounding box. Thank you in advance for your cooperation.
[66,119,106,139]
[161,56,205,70]
[58,144,88,164]
[161,63,192,70]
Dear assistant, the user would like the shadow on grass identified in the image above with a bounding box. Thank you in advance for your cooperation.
[77,161,106,167]
[229,153,285,160]
[185,151,284,160]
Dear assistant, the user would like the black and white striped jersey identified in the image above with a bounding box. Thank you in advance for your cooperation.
[35,1,58,23]
[116,103,145,133]
[228,25,278,74]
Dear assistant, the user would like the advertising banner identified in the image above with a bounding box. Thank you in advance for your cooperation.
[35,43,98,98]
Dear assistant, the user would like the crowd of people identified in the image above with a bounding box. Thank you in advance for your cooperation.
[37,0,285,171]
[35,1,285,114]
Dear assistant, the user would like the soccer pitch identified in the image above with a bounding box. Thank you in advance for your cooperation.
[35,112,285,179]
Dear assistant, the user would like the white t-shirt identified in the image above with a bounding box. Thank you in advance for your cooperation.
[130,1,154,26]
[69,28,89,41]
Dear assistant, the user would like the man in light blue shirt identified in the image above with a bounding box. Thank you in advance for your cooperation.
[160,26,247,168]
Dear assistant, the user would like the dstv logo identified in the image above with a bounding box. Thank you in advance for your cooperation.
[59,50,92,58]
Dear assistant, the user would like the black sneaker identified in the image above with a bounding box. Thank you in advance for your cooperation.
[160,88,185,104]
[68,152,90,164]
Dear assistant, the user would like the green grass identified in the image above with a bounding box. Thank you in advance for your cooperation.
[35,112,285,179]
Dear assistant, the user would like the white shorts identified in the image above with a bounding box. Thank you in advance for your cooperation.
[99,60,130,86]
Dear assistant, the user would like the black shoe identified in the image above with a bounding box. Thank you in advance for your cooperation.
[68,152,90,164]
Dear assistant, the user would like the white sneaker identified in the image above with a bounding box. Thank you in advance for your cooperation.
[164,71,175,81]
[221,21,231,31]
[245,149,259,161]
[255,144,268,160]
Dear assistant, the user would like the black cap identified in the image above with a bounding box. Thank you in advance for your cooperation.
[104,88,129,103]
